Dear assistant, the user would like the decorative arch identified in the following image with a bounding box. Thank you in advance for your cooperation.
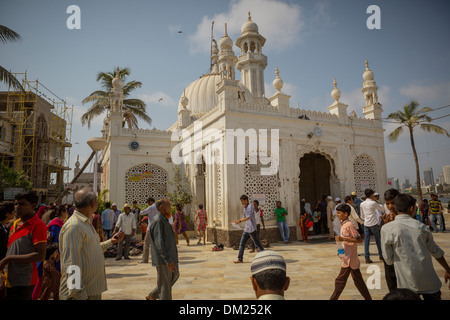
[353,154,376,197]
[124,163,168,205]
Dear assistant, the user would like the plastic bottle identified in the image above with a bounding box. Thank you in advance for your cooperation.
[336,241,345,258]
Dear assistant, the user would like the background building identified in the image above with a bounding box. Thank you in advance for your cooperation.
[443,165,450,184]
[0,72,73,203]
[423,167,434,187]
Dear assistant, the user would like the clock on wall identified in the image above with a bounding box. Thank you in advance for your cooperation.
[129,140,140,151]
[313,126,322,137]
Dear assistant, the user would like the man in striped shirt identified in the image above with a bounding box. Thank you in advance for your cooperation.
[59,188,124,300]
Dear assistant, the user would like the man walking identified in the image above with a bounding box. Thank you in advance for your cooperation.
[360,188,384,263]
[113,203,136,260]
[234,195,265,263]
[146,199,179,300]
[429,194,444,232]
[59,188,124,300]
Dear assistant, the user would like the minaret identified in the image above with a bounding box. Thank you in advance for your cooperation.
[236,12,267,99]
[218,23,238,80]
[361,60,382,120]
[109,67,124,136]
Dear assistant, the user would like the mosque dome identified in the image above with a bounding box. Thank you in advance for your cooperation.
[177,73,254,115]
[219,35,233,49]
[241,12,259,34]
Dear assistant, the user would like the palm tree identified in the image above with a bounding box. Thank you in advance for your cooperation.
[81,67,151,129]
[387,100,449,205]
[0,25,23,90]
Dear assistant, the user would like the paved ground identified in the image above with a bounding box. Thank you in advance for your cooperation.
[103,221,450,300]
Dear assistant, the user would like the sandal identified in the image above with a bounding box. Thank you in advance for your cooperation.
[145,294,156,300]
[233,260,243,264]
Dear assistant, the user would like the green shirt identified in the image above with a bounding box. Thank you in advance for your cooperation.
[275,207,288,222]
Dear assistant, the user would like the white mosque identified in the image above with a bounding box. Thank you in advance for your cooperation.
[92,13,387,246]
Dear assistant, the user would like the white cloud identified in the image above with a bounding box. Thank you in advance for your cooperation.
[138,92,177,108]
[399,82,450,105]
[188,0,304,54]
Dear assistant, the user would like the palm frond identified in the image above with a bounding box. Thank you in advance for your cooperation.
[387,126,404,142]
[0,25,21,44]
[123,81,142,95]
[81,101,110,128]
[420,123,450,137]
[123,106,152,126]
[81,90,109,104]
[0,65,24,91]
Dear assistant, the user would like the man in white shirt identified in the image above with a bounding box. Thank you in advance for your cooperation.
[113,203,136,260]
[139,197,158,264]
[360,189,385,263]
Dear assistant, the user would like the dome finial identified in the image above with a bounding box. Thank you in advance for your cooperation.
[224,23,228,36]
[331,78,341,102]
[365,59,369,70]
[248,11,252,21]
[273,67,283,92]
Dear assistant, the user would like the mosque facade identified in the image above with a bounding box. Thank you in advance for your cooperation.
[96,14,387,246]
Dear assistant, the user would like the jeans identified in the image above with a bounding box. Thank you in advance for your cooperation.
[364,225,382,260]
[277,220,290,242]
[430,214,444,232]
[103,229,112,240]
[237,231,265,262]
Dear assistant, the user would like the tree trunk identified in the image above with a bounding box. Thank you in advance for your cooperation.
[409,126,422,206]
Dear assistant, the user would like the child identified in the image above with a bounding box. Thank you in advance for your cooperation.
[39,244,61,300]
[330,203,372,300]
[381,194,450,300]
[380,188,400,293]
[194,204,207,245]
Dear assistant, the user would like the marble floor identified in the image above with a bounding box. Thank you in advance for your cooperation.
[103,226,450,300]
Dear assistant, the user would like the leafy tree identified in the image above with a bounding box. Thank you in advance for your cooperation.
[387,101,449,205]
[81,67,151,129]
[0,162,33,200]
[166,165,193,220]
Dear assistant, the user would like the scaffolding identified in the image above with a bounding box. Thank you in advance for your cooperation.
[0,71,73,203]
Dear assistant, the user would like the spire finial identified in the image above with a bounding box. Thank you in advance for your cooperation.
[115,67,120,77]
[365,59,369,70]
[275,66,280,77]
[224,23,228,36]
[248,11,252,21]
[333,78,337,88]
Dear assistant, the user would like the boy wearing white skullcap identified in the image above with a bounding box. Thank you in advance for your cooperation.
[250,250,290,300]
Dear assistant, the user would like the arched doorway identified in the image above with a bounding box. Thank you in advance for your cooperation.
[299,152,331,205]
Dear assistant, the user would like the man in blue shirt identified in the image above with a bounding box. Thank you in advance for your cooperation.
[233,195,265,263]
[101,202,114,240]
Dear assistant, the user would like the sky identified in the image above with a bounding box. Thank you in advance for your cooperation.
[1,0,449,186]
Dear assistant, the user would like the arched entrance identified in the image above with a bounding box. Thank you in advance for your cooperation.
[299,152,331,205]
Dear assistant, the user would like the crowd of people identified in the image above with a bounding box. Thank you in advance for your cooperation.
[0,186,449,301]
